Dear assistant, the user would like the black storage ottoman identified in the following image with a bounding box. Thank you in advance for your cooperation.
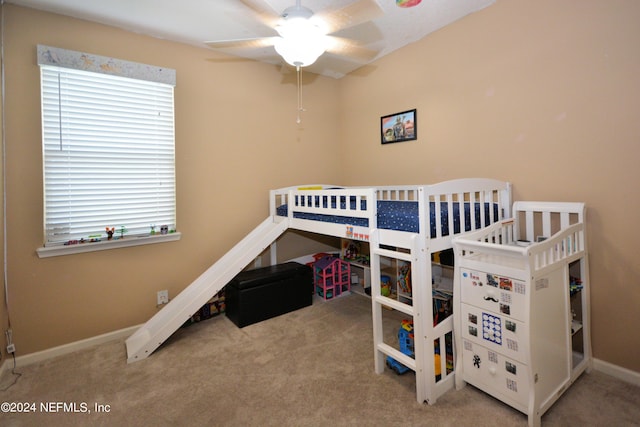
[225,262,313,328]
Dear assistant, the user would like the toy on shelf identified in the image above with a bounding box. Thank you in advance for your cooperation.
[433,333,454,381]
[342,239,361,261]
[432,289,452,326]
[305,252,332,269]
[341,239,370,265]
[313,255,351,300]
[380,275,392,297]
[570,275,583,296]
[397,263,411,294]
[182,289,225,328]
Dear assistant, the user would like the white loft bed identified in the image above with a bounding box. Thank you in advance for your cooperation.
[269,178,512,404]
[126,178,511,406]
[451,202,592,425]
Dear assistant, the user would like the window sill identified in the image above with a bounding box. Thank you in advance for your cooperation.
[36,232,181,258]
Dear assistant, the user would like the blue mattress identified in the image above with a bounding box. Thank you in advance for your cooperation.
[276,198,498,238]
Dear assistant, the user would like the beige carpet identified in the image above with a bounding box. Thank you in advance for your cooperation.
[1,293,639,426]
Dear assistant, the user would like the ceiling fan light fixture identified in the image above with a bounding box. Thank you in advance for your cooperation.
[274,18,327,67]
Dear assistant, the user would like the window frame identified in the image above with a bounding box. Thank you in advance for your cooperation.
[36,45,180,258]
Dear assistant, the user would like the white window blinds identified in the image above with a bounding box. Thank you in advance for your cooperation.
[40,64,176,246]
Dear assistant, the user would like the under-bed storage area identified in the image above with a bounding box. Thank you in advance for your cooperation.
[452,201,591,427]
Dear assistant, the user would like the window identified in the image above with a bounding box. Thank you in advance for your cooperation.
[37,45,178,257]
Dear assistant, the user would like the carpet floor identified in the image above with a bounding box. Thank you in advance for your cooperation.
[1,293,639,426]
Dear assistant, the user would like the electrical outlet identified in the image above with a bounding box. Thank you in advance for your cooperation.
[6,343,15,354]
[157,290,169,306]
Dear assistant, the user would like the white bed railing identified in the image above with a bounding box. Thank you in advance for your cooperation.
[270,179,512,239]
[453,201,586,272]
[375,185,421,201]
[270,184,340,217]
[288,188,376,220]
[425,178,511,240]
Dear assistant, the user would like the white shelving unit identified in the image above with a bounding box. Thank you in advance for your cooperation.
[340,239,409,303]
[452,202,592,427]
[341,238,450,306]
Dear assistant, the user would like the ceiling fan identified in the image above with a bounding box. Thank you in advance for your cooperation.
[206,0,383,123]
[205,0,384,68]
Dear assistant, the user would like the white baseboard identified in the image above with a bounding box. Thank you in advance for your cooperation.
[0,324,141,375]
[593,357,640,387]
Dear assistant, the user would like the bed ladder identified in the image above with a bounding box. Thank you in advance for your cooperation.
[126,216,289,363]
[370,230,440,405]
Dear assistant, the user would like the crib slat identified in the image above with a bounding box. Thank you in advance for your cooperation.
[542,211,551,238]
[560,212,570,230]
[525,211,535,242]
[480,190,487,227]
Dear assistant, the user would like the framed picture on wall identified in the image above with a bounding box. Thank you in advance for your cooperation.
[381,109,417,144]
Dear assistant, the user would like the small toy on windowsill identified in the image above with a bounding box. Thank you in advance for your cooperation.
[105,227,115,240]
[118,225,128,239]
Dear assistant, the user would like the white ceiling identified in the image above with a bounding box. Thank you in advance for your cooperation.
[8,0,495,78]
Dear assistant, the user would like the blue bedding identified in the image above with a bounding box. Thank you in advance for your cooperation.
[276,198,498,238]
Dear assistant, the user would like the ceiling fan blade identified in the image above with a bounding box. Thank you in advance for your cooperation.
[303,53,375,79]
[325,36,379,62]
[206,36,278,49]
[238,0,281,28]
[314,0,384,34]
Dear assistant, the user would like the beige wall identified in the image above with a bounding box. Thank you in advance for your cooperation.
[339,0,640,372]
[1,5,342,357]
[2,0,639,375]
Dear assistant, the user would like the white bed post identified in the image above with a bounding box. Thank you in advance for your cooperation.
[369,191,387,374]
[369,229,386,374]
[411,233,433,404]
[414,186,437,404]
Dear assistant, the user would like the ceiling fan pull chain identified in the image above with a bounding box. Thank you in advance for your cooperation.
[296,65,305,124]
